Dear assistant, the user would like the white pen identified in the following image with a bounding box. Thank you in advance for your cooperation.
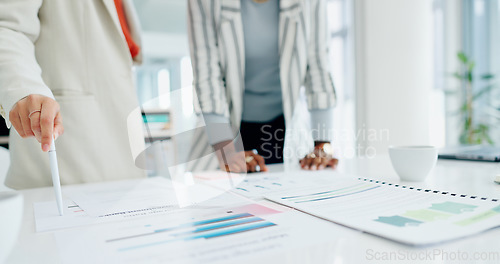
[49,137,63,216]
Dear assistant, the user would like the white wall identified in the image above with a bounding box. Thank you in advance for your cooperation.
[131,0,189,59]
[354,0,435,155]
[132,0,187,34]
[443,0,463,146]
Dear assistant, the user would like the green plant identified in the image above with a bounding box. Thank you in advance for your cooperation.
[452,51,496,145]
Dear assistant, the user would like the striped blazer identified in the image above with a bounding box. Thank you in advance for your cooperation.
[186,0,336,171]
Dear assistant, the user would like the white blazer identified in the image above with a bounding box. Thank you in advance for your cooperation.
[0,0,146,189]
[186,0,336,171]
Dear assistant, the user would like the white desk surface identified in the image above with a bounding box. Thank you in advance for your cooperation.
[6,155,500,264]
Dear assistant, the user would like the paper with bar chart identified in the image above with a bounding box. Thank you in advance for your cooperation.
[34,200,95,232]
[265,178,500,246]
[34,177,239,232]
[54,200,334,264]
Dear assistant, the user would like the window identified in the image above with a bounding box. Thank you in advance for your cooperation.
[440,0,500,145]
[462,0,500,144]
[132,0,190,111]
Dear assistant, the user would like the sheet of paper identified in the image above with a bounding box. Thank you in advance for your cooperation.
[194,169,342,199]
[34,200,93,232]
[64,177,223,218]
[35,177,235,232]
[34,198,195,233]
[54,195,338,264]
[265,178,500,246]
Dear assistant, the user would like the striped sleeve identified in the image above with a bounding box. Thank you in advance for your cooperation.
[310,108,334,142]
[187,0,229,116]
[304,0,337,110]
[203,113,234,145]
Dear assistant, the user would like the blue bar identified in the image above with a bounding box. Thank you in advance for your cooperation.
[187,221,277,240]
[154,213,253,233]
[171,217,263,236]
[118,221,277,252]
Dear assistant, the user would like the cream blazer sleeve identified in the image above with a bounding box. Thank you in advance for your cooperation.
[0,0,55,128]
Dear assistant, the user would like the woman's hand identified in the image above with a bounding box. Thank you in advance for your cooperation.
[300,142,338,170]
[213,141,267,173]
[244,150,268,173]
[9,94,64,152]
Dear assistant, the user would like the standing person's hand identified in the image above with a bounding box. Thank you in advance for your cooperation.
[9,95,64,152]
[213,141,267,173]
[300,142,338,170]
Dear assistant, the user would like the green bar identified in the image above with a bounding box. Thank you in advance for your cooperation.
[403,209,451,222]
[374,215,423,227]
[455,210,499,226]
[429,202,477,214]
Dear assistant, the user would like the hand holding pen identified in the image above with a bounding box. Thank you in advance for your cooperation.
[9,94,64,152]
[10,94,64,215]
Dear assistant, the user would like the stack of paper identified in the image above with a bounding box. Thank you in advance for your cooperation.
[33,170,500,264]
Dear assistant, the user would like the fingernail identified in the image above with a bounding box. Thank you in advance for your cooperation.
[304,165,309,170]
[311,165,317,170]
[318,165,325,170]
[42,144,50,152]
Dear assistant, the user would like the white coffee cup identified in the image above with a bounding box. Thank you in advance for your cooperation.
[388,146,438,181]
[0,192,23,263]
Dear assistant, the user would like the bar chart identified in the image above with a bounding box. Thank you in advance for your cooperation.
[108,212,278,251]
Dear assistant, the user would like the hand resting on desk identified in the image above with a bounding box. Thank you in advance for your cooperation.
[300,142,339,170]
[212,140,268,173]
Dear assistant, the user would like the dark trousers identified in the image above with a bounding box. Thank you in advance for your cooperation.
[240,115,286,164]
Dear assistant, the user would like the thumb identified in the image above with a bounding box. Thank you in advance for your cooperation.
[328,158,339,167]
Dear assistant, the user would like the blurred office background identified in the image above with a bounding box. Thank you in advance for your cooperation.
[1,0,499,162]
[130,0,500,160]
[131,0,356,167]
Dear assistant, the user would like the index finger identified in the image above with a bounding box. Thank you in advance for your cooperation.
[40,101,59,152]
[252,154,268,172]
[246,158,258,172]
